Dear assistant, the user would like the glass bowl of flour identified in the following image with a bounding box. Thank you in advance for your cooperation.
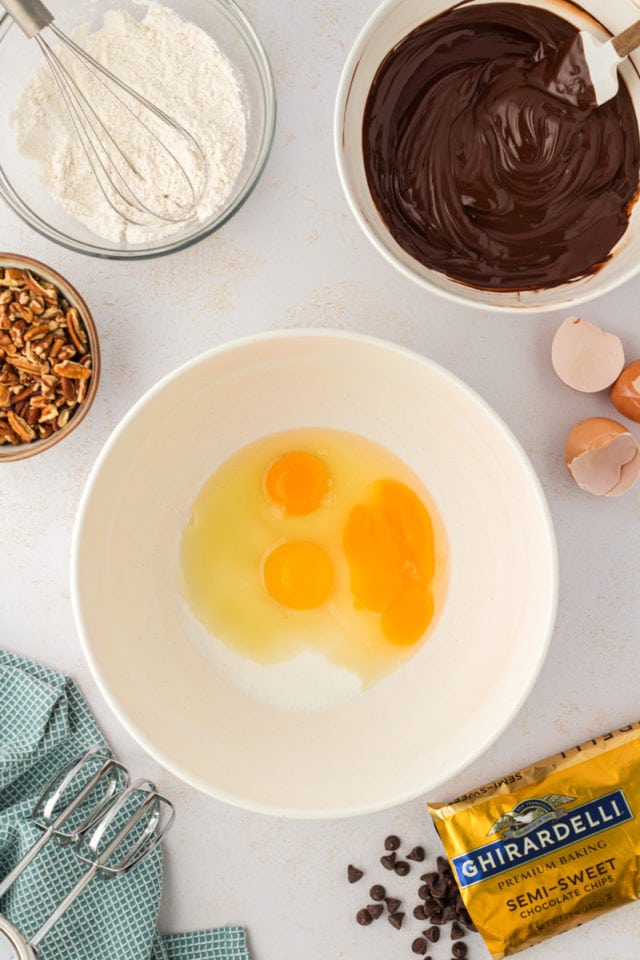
[0,0,275,258]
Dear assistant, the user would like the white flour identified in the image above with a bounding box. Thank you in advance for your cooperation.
[15,2,247,244]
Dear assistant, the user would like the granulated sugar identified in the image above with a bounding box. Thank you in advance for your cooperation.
[14,2,247,244]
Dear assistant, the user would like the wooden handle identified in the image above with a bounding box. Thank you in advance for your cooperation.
[613,19,640,60]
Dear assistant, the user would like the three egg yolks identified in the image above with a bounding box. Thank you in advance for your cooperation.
[261,451,435,646]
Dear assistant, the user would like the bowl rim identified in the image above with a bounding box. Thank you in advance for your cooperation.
[71,327,558,818]
[0,252,100,462]
[333,0,640,314]
[0,0,277,261]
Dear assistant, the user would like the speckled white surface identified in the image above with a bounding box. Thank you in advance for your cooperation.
[1,0,640,956]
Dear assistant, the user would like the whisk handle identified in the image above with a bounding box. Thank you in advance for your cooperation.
[0,0,52,37]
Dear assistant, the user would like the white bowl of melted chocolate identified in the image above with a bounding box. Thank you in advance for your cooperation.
[335,0,640,311]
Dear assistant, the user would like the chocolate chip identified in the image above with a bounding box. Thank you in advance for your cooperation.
[394,860,410,876]
[420,871,438,885]
[388,911,404,930]
[418,884,429,900]
[442,904,457,922]
[347,864,363,883]
[380,853,396,870]
[384,834,401,850]
[367,903,383,919]
[436,856,450,873]
[407,845,425,862]
[431,879,448,899]
[460,908,475,927]
[423,898,439,916]
[451,921,465,940]
[385,897,401,914]
[369,884,385,901]
[413,904,427,920]
[452,944,467,958]
[424,926,440,943]
[429,909,443,925]
[356,908,372,925]
[411,937,427,954]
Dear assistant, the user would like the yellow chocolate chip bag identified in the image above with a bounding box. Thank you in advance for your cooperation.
[428,722,640,958]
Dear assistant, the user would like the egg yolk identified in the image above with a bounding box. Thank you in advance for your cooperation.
[263,540,335,610]
[381,584,434,647]
[264,451,330,516]
[343,479,435,645]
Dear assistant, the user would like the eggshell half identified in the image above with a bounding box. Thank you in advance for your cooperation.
[610,360,640,423]
[552,317,625,392]
[564,417,640,496]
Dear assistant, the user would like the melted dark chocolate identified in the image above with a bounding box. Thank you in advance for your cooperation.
[362,3,640,291]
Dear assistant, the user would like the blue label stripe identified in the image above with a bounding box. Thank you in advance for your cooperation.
[452,789,633,888]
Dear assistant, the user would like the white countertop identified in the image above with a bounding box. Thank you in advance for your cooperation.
[1,0,640,957]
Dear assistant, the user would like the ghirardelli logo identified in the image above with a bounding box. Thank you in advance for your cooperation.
[453,789,633,887]
[487,794,576,840]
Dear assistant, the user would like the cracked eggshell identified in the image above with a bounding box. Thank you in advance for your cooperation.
[552,317,624,392]
[564,417,640,496]
[610,360,640,423]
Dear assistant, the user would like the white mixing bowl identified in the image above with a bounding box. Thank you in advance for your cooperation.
[72,331,557,817]
[335,0,640,312]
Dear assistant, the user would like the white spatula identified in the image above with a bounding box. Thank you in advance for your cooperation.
[551,19,640,107]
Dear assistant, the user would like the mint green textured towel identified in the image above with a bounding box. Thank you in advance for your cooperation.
[0,649,249,960]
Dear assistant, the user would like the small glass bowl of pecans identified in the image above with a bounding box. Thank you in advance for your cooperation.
[0,254,99,461]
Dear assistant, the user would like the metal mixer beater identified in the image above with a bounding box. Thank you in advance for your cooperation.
[0,0,208,226]
[0,746,174,960]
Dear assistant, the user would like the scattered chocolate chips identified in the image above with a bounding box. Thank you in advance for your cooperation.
[349,833,478,955]
[407,845,425,862]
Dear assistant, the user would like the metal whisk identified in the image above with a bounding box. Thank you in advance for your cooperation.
[1,0,208,225]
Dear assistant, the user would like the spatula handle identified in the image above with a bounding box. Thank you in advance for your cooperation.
[613,19,640,60]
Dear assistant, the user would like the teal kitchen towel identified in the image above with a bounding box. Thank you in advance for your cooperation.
[0,649,248,960]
